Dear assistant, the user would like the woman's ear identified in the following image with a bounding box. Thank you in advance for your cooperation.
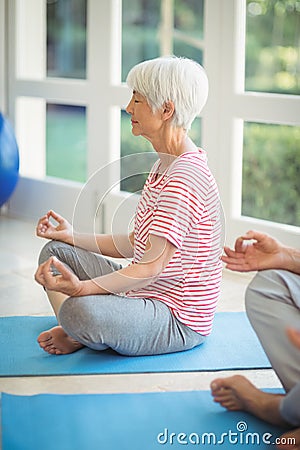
[162,101,175,121]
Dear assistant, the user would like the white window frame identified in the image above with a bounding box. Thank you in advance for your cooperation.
[3,0,130,232]
[203,0,300,247]
[1,0,299,247]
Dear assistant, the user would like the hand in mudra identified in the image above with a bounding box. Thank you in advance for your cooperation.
[36,210,73,243]
[34,256,83,297]
[222,230,284,272]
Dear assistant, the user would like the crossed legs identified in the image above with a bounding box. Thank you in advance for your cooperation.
[37,240,122,355]
[37,241,204,356]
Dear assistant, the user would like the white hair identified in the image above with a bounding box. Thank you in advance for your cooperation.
[126,56,209,130]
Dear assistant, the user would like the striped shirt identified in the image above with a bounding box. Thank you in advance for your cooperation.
[127,149,223,335]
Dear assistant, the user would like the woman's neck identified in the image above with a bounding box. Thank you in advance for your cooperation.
[150,128,198,164]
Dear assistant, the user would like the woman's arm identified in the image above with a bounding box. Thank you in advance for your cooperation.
[72,231,134,259]
[35,234,177,296]
[79,234,176,295]
[36,210,134,258]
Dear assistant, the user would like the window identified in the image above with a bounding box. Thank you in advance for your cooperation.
[245,0,300,95]
[47,0,87,79]
[241,0,300,229]
[202,0,300,245]
[14,0,88,183]
[242,122,300,227]
[3,0,299,245]
[46,104,87,182]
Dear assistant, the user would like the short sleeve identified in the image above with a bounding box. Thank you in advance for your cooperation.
[149,178,206,249]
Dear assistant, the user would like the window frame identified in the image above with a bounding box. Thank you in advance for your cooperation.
[202,0,300,247]
[3,0,130,230]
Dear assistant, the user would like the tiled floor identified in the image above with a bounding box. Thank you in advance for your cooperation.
[0,214,282,397]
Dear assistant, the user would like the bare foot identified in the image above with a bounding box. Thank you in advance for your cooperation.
[211,375,287,427]
[37,326,84,355]
[277,428,300,449]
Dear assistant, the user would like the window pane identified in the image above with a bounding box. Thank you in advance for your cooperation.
[120,110,154,193]
[46,104,87,182]
[47,0,87,79]
[174,0,204,40]
[173,40,203,66]
[122,0,204,81]
[242,122,300,227]
[189,117,202,147]
[245,0,300,95]
[122,0,160,81]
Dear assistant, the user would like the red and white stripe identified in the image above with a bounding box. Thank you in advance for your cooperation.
[127,149,223,336]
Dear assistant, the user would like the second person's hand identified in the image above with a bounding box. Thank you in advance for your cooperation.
[222,230,284,272]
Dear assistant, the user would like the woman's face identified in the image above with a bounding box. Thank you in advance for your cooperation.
[126,91,163,139]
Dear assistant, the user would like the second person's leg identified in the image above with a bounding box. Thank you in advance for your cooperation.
[246,269,300,392]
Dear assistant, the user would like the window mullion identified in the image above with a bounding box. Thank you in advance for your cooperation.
[12,79,88,104]
[87,0,115,176]
[203,0,246,246]
[86,0,123,233]
[235,92,300,126]
[160,0,174,55]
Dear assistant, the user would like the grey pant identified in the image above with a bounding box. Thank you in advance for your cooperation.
[246,269,300,426]
[39,241,205,356]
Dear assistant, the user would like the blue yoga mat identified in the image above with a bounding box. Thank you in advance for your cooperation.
[1,390,285,450]
[0,313,270,376]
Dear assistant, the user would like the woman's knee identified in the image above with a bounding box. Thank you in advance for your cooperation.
[58,297,84,333]
[38,240,72,265]
[38,241,57,265]
[58,296,109,346]
[59,296,114,351]
[58,297,87,344]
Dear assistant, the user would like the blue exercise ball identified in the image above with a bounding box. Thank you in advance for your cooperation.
[0,113,19,208]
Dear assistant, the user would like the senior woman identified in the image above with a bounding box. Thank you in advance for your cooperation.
[35,56,223,356]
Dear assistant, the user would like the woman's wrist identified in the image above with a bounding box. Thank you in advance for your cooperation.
[65,229,77,246]
[78,279,108,296]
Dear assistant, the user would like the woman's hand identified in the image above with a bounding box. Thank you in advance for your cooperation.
[34,256,83,297]
[36,210,73,244]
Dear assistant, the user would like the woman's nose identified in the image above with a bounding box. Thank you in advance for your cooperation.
[125,97,133,115]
